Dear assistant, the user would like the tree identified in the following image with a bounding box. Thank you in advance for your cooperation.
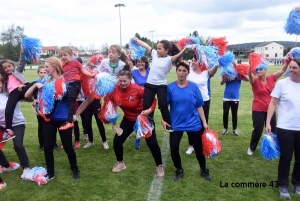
[0,24,26,61]
[100,43,109,55]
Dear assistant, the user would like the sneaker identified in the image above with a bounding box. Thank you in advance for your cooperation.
[186,146,194,155]
[103,142,109,149]
[83,134,89,141]
[1,129,15,143]
[134,138,141,149]
[72,169,80,180]
[83,141,94,149]
[156,165,164,178]
[220,128,228,135]
[72,115,78,122]
[166,125,174,132]
[21,168,30,179]
[293,185,300,196]
[53,144,59,150]
[75,141,81,148]
[46,173,55,181]
[38,146,44,152]
[0,162,20,173]
[279,187,291,199]
[0,182,7,191]
[37,110,50,122]
[173,169,184,181]
[233,130,240,136]
[112,161,126,173]
[112,125,123,136]
[247,147,253,156]
[60,145,64,149]
[59,122,74,130]
[201,169,212,182]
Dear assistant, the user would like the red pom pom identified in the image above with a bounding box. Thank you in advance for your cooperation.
[54,77,64,99]
[89,54,104,65]
[210,37,228,57]
[248,53,261,74]
[80,69,96,97]
[199,63,208,72]
[140,115,152,139]
[0,130,6,150]
[177,38,192,50]
[235,64,249,80]
[201,129,222,158]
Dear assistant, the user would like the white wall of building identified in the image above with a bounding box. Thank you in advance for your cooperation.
[254,42,284,59]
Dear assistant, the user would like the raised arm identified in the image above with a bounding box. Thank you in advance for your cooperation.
[16,46,26,73]
[248,65,256,84]
[208,63,219,76]
[273,62,288,80]
[171,47,188,63]
[135,38,152,54]
[24,82,43,98]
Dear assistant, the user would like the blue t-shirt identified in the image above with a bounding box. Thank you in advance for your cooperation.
[223,79,241,100]
[167,81,204,132]
[51,97,68,121]
[132,68,150,88]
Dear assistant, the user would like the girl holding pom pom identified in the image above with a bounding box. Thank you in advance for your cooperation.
[266,58,300,199]
[133,37,188,132]
[161,60,211,182]
[247,55,289,156]
[103,65,164,177]
[0,45,36,142]
[58,46,96,131]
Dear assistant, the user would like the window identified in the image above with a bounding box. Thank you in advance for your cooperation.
[275,53,277,57]
[265,47,268,50]
[280,47,282,49]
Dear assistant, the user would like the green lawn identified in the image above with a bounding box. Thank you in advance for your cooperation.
[1,66,293,201]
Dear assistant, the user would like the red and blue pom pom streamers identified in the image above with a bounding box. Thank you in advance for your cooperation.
[100,98,119,124]
[89,54,104,66]
[286,47,300,59]
[209,37,228,57]
[128,38,146,60]
[249,52,264,74]
[177,36,200,50]
[93,73,118,97]
[21,37,42,63]
[219,51,237,80]
[80,69,96,97]
[202,129,222,158]
[196,45,219,69]
[260,133,280,160]
[284,7,300,35]
[54,77,66,100]
[134,114,154,139]
[236,64,249,80]
[22,166,48,185]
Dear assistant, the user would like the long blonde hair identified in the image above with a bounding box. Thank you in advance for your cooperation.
[45,57,63,82]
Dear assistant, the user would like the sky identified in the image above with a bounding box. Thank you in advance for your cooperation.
[0,0,299,49]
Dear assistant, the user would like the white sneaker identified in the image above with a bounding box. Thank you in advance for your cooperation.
[21,168,30,179]
[84,142,94,149]
[103,142,109,149]
[0,162,20,173]
[72,115,78,122]
[247,147,253,155]
[186,146,194,155]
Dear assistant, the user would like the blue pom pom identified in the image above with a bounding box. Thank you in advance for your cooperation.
[41,81,55,114]
[260,133,280,160]
[129,39,146,60]
[94,73,118,97]
[284,8,300,35]
[291,47,300,58]
[218,51,235,68]
[21,37,42,63]
[192,44,218,69]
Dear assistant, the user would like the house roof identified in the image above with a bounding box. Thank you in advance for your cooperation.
[255,41,283,47]
[42,46,59,51]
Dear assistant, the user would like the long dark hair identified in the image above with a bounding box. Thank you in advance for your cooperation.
[159,40,180,56]
[138,56,149,69]
[0,59,16,82]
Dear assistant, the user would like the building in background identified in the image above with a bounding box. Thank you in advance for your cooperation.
[254,41,284,59]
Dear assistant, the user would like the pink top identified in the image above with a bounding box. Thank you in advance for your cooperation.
[7,74,22,93]
[251,74,275,112]
[62,60,83,82]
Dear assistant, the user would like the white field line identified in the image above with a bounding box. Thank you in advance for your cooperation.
[147,132,169,201]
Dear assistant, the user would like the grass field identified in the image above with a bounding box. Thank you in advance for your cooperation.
[1,66,296,201]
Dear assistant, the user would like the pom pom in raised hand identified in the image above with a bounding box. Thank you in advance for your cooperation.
[92,73,118,97]
[192,44,219,69]
[202,129,222,158]
[134,114,154,139]
[248,52,266,74]
[177,36,200,50]
[21,37,42,63]
[128,38,146,59]
[284,7,300,35]
[286,47,300,60]
[260,133,280,160]
[209,37,228,57]
[236,64,249,80]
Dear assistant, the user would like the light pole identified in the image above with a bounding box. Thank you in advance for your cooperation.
[114,4,125,47]
[150,31,155,48]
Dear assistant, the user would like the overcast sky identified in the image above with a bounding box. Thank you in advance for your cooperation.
[0,0,299,49]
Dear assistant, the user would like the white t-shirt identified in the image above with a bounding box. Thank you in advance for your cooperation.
[146,49,172,85]
[0,93,25,127]
[271,77,300,130]
[98,58,125,76]
[187,69,210,101]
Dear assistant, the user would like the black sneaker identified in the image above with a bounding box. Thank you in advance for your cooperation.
[232,130,240,136]
[201,169,212,182]
[166,126,174,132]
[38,146,44,152]
[279,187,291,199]
[46,173,55,181]
[220,129,228,136]
[173,169,184,181]
[53,144,59,150]
[72,169,81,180]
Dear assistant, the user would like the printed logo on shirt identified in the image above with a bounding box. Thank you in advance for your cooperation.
[129,96,134,101]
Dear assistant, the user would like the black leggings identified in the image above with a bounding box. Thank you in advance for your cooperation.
[5,82,35,129]
[113,116,162,166]
[223,100,239,130]
[67,81,81,122]
[170,130,206,171]
[143,83,171,125]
